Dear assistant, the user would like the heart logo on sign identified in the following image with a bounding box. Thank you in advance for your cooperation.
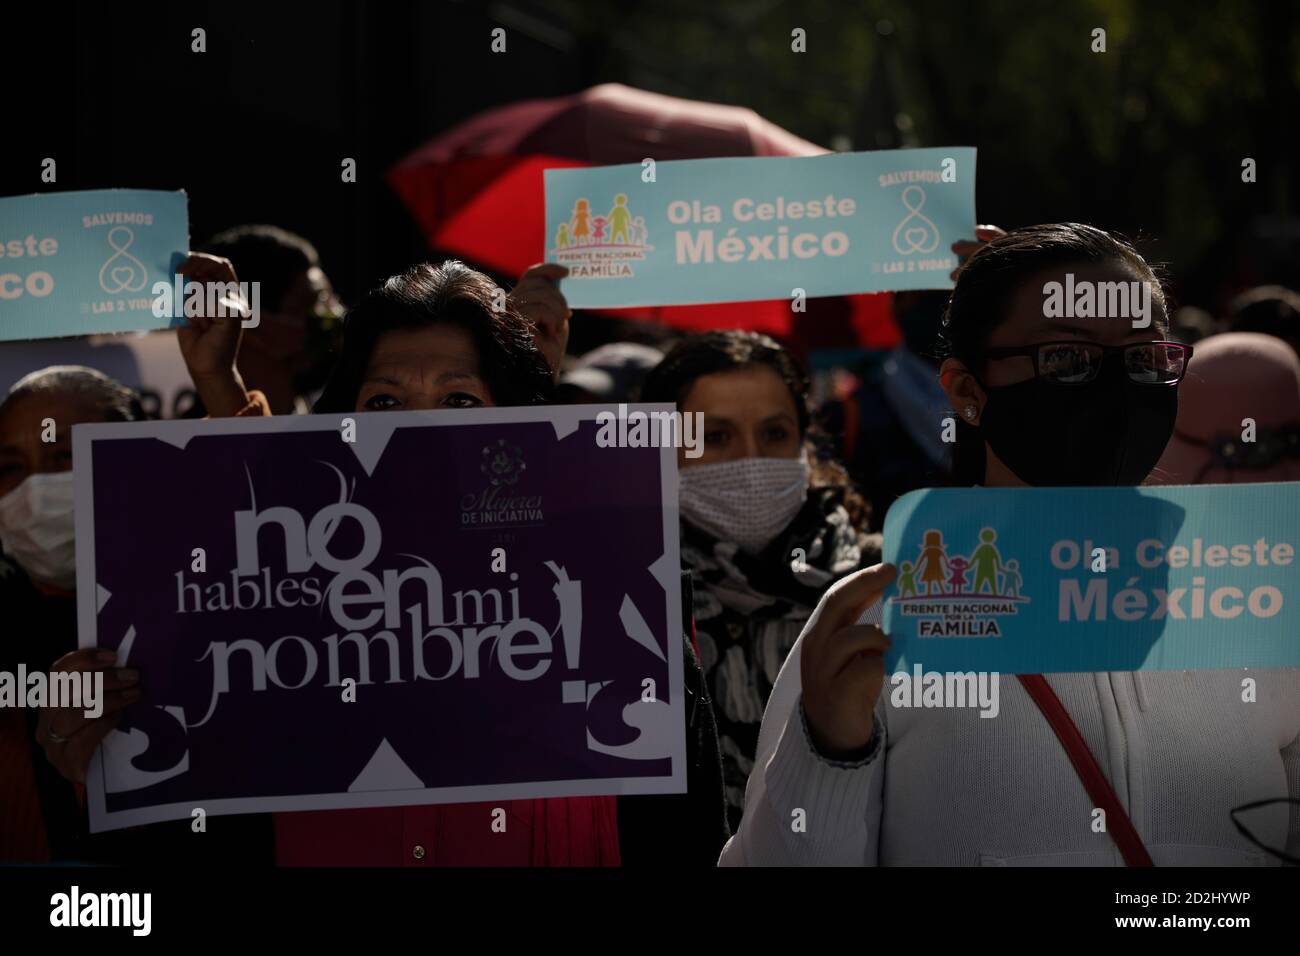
[891,186,941,256]
[98,226,149,294]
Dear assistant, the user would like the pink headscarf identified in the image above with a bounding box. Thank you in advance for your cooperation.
[1153,332,1300,484]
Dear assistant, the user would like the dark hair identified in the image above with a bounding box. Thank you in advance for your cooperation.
[313,260,554,412]
[937,223,1168,485]
[640,330,871,530]
[3,365,144,423]
[201,224,320,312]
[1227,285,1300,343]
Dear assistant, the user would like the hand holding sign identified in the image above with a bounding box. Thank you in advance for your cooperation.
[509,263,570,378]
[175,253,252,417]
[36,648,138,785]
[950,224,1007,281]
[800,562,897,759]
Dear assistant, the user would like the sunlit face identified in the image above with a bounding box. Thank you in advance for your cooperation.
[0,391,109,498]
[680,364,801,467]
[354,323,495,412]
[940,260,1170,487]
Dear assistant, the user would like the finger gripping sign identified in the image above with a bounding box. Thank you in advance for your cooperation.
[543,147,976,308]
[880,484,1300,674]
[73,405,685,832]
[0,189,188,341]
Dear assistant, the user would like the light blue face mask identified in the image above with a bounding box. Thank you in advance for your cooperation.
[0,471,77,590]
[678,453,810,554]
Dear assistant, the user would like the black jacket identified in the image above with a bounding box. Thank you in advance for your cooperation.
[615,571,730,865]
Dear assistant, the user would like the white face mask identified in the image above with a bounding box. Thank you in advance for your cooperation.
[678,454,810,554]
[0,471,77,591]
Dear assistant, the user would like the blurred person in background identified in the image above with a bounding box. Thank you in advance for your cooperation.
[1226,285,1300,358]
[554,341,664,404]
[198,225,345,415]
[826,227,1005,525]
[833,291,954,526]
[641,331,881,830]
[1168,305,1223,346]
[1153,331,1300,484]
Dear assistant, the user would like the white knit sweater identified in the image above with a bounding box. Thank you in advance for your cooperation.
[719,604,1300,866]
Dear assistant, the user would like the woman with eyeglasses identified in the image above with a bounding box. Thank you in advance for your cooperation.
[721,223,1300,866]
[1152,331,1300,485]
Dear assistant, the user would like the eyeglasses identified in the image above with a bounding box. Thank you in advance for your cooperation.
[982,340,1193,385]
[1177,423,1300,476]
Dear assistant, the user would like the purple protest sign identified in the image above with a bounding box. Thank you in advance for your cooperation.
[73,405,684,832]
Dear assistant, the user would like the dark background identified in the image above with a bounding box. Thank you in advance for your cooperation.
[6,0,1299,317]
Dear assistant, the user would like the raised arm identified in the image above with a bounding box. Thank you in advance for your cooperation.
[175,253,264,417]
[719,565,895,866]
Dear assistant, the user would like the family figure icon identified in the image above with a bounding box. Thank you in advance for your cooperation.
[555,195,647,249]
[897,528,1023,599]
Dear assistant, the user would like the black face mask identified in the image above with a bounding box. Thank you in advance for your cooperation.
[976,354,1179,487]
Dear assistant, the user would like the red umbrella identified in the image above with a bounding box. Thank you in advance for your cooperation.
[388,83,896,351]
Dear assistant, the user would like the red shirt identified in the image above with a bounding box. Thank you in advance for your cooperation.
[273,798,620,866]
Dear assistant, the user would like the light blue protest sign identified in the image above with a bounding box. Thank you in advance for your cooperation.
[0,189,188,342]
[880,483,1300,674]
[543,148,975,308]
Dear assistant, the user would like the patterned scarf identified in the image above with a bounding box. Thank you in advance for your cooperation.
[680,487,881,829]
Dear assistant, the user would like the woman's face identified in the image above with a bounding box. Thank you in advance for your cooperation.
[680,364,801,467]
[942,261,1170,487]
[0,391,107,498]
[355,324,495,412]
[983,262,1166,387]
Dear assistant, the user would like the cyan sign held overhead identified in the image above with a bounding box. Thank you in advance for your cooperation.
[0,189,188,341]
[544,147,976,308]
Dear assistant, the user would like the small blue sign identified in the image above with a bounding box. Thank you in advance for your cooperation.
[0,189,189,342]
[543,147,976,308]
[881,483,1300,673]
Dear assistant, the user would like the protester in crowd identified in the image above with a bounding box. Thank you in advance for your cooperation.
[554,341,664,404]
[640,331,881,830]
[1152,332,1300,484]
[0,367,274,862]
[822,226,1006,525]
[1168,305,1222,346]
[198,225,345,415]
[722,224,1300,865]
[1225,285,1300,358]
[36,254,728,867]
[830,291,954,525]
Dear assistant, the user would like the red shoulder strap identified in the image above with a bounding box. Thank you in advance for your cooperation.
[1016,674,1154,867]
